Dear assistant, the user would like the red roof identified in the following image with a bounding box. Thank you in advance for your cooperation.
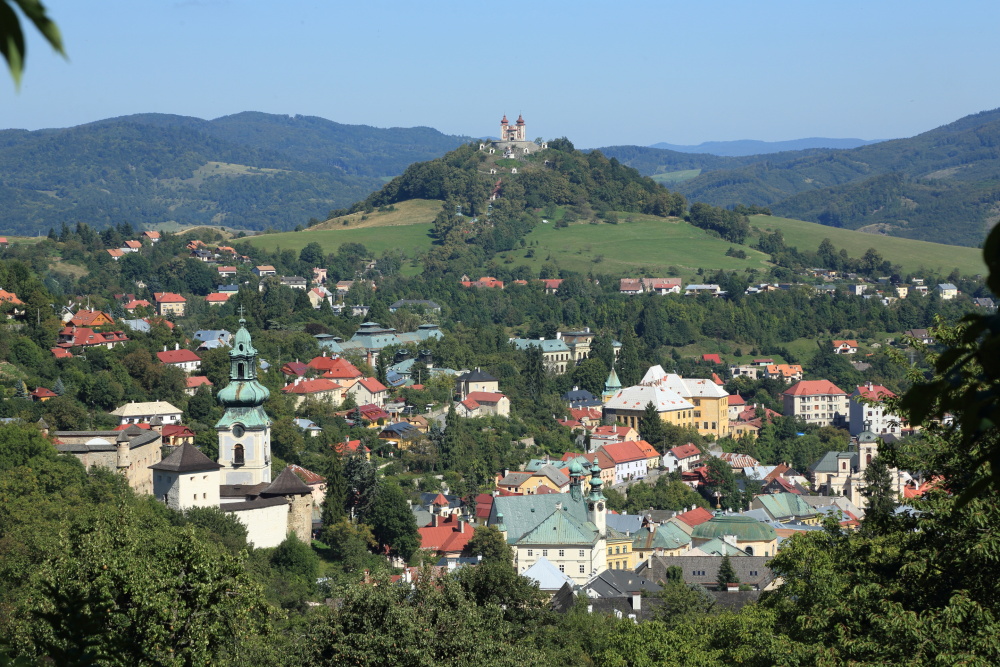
[460,398,480,411]
[702,354,723,364]
[123,299,150,310]
[600,441,647,464]
[358,377,388,394]
[711,372,724,385]
[124,240,142,249]
[205,293,230,303]
[465,391,505,404]
[157,349,201,364]
[676,506,713,527]
[633,440,660,459]
[475,493,494,519]
[106,249,125,258]
[113,423,151,431]
[833,340,859,348]
[281,361,310,377]
[358,404,390,421]
[417,514,476,555]
[431,493,450,506]
[784,380,847,397]
[288,463,325,485]
[0,289,24,305]
[154,292,186,303]
[728,394,746,405]
[334,439,369,455]
[557,419,582,428]
[51,347,73,358]
[185,375,212,389]
[670,443,701,460]
[314,356,362,378]
[30,387,57,399]
[217,266,238,273]
[540,279,563,290]
[143,230,161,239]
[162,424,195,439]
[282,378,342,395]
[853,383,896,401]
[57,327,129,348]
[591,425,633,439]
[569,407,602,422]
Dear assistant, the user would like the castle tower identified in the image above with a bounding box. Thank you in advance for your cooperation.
[500,114,510,141]
[568,457,586,502]
[216,318,272,484]
[515,114,525,141]
[586,457,606,536]
[150,443,223,511]
[260,466,314,543]
[602,367,622,403]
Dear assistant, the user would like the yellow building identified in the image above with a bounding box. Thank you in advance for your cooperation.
[606,531,636,571]
[608,366,730,438]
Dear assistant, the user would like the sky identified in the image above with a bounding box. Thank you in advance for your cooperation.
[4,1,1000,147]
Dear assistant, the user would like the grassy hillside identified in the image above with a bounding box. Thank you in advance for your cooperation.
[752,214,985,275]
[244,200,983,280]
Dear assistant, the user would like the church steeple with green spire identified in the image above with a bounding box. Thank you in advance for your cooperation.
[602,366,622,403]
[216,318,273,484]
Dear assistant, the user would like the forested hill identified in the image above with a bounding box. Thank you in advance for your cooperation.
[599,108,1000,247]
[0,113,473,235]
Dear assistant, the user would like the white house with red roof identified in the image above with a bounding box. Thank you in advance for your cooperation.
[307,286,334,309]
[282,377,344,408]
[832,340,859,354]
[217,266,238,279]
[157,345,201,373]
[142,230,161,243]
[184,376,213,396]
[154,292,186,317]
[599,441,648,484]
[456,391,510,418]
[663,443,703,473]
[347,377,389,408]
[727,394,747,421]
[849,382,903,436]
[417,513,476,558]
[783,380,848,427]
[56,326,129,349]
[588,424,639,450]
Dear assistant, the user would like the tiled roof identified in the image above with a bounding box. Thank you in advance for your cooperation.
[728,394,746,405]
[675,507,714,527]
[282,378,342,394]
[153,292,186,303]
[358,377,388,393]
[465,391,505,404]
[784,380,847,396]
[417,514,476,554]
[600,441,648,465]
[288,463,325,485]
[157,349,200,364]
[185,375,212,389]
[206,292,231,302]
[853,383,896,400]
[670,443,701,460]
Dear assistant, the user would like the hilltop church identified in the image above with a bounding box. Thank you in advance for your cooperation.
[482,113,545,157]
[149,318,313,547]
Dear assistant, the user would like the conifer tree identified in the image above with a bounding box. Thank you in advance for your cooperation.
[321,455,348,527]
[617,327,642,387]
[53,377,66,397]
[15,379,28,399]
[717,554,739,590]
[639,401,666,447]
[861,454,898,536]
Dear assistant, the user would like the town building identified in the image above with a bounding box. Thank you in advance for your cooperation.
[849,383,903,437]
[157,345,201,374]
[281,378,344,408]
[509,337,573,374]
[110,401,183,426]
[55,425,163,495]
[782,380,848,427]
[154,292,186,317]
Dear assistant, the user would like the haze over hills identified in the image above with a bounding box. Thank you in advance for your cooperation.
[648,137,882,156]
[0,112,473,235]
[600,108,1000,248]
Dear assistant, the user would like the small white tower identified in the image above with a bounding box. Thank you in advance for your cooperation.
[586,457,606,536]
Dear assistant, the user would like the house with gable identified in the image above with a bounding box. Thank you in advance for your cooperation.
[347,377,389,408]
[849,382,903,437]
[663,443,702,472]
[599,441,649,484]
[783,380,848,427]
[157,344,201,374]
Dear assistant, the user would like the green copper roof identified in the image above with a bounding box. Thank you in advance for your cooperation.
[691,514,777,543]
[217,320,271,422]
[753,493,817,520]
[605,367,622,390]
[515,506,599,546]
[215,406,271,430]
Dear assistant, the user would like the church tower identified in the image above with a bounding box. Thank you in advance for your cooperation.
[216,318,272,485]
[586,457,606,535]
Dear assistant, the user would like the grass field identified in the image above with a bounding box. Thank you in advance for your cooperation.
[650,169,701,186]
[310,198,442,230]
[753,215,985,276]
[504,216,772,280]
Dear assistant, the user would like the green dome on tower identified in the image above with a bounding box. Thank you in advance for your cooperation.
[215,319,271,428]
[691,514,777,543]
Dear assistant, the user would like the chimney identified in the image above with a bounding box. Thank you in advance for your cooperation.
[431,513,438,528]
[174,343,179,350]
[459,518,466,533]
[163,345,167,352]
[555,501,563,511]
[630,592,641,610]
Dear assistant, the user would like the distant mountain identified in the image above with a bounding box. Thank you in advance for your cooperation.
[599,108,1000,247]
[0,113,474,234]
[649,137,882,156]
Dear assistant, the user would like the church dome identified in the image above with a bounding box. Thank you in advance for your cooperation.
[501,114,508,124]
[691,514,777,543]
[216,378,270,408]
[516,114,525,125]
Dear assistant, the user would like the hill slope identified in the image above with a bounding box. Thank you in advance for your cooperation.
[0,113,472,235]
[599,108,1000,247]
[649,137,881,156]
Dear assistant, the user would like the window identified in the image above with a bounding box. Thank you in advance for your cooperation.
[615,547,620,554]
[608,547,613,555]
[233,444,245,466]
[579,565,585,574]
[542,549,548,557]
[579,550,585,558]
[527,549,533,557]
[558,565,565,573]
[750,570,758,576]
[622,546,627,553]
[558,549,564,557]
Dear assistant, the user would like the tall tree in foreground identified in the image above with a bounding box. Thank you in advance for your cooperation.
[638,401,666,447]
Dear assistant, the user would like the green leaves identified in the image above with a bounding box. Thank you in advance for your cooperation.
[0,0,64,88]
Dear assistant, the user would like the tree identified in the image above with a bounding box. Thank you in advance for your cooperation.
[464,525,512,564]
[617,327,642,387]
[368,483,420,561]
[703,456,742,510]
[299,241,325,267]
[717,554,739,590]
[52,377,65,396]
[638,401,666,447]
[1,0,64,87]
[860,455,898,536]
[320,456,348,527]
[343,453,379,521]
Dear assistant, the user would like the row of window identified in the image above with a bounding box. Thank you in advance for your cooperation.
[526,549,587,558]
[607,545,629,555]
[556,564,587,574]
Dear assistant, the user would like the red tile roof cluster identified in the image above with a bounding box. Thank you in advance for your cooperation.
[600,441,647,464]
[417,514,476,555]
[358,377,388,394]
[475,493,494,520]
[460,276,504,289]
[123,299,150,310]
[0,289,24,305]
[853,383,896,401]
[719,452,760,468]
[591,425,634,440]
[185,376,213,389]
[569,407,602,422]
[676,506,714,527]
[57,327,129,348]
[670,443,701,460]
[702,353,723,364]
[282,378,342,395]
[162,424,195,439]
[50,347,73,359]
[206,293,231,303]
[333,439,369,456]
[312,356,362,379]
[465,391,505,404]
[157,349,201,364]
[154,292,186,303]
[784,380,847,396]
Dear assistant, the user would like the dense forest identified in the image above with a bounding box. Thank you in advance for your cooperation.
[600,107,1000,247]
[0,113,472,235]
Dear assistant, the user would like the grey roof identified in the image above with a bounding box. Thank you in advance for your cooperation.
[810,450,857,474]
[55,429,161,453]
[498,472,532,487]
[583,569,662,598]
[412,508,433,528]
[536,464,570,488]
[638,555,775,590]
[122,318,151,333]
[260,466,312,496]
[549,582,577,613]
[522,557,575,591]
[390,299,441,310]
[605,513,644,535]
[149,443,222,473]
[510,338,571,353]
[221,496,290,512]
[458,368,497,383]
[220,482,270,499]
[193,329,232,344]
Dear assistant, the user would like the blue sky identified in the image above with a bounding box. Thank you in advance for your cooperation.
[4,1,1000,147]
